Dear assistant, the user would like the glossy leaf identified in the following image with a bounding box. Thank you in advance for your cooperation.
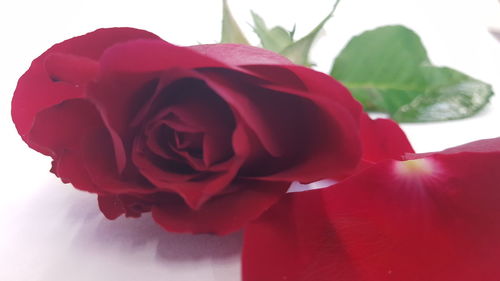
[221,0,249,44]
[331,25,494,122]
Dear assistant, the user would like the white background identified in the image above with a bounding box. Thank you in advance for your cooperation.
[1,0,500,280]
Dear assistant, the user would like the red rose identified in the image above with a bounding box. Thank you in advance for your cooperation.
[12,27,364,234]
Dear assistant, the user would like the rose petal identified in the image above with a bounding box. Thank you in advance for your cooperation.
[156,80,235,165]
[197,69,291,157]
[99,39,228,74]
[130,68,202,128]
[51,150,98,192]
[82,128,155,195]
[189,44,293,66]
[28,99,105,191]
[132,136,199,182]
[86,69,208,173]
[152,179,289,235]
[325,151,500,280]
[242,191,359,281]
[244,138,500,280]
[12,27,159,143]
[131,66,359,183]
[244,66,412,179]
[253,99,360,182]
[405,137,500,160]
[132,122,249,210]
[98,195,125,219]
[98,194,153,219]
[87,73,160,173]
[247,65,363,119]
[44,53,99,85]
[242,64,308,91]
[197,68,362,180]
[360,113,414,163]
[28,99,103,154]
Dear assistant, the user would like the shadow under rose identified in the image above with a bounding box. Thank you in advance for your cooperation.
[11,180,243,281]
[63,187,243,262]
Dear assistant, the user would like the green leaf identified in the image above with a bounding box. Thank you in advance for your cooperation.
[280,0,340,66]
[393,66,494,122]
[331,25,494,122]
[221,0,249,44]
[251,11,293,53]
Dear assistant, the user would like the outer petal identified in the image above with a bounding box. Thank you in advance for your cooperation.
[246,65,363,119]
[325,138,500,281]
[189,44,293,66]
[152,180,289,235]
[405,137,500,159]
[98,194,152,219]
[99,39,229,74]
[12,27,159,144]
[242,191,360,281]
[81,128,155,195]
[335,113,414,179]
[243,137,500,280]
[359,113,414,163]
[28,98,104,191]
[223,65,365,181]
[198,68,362,181]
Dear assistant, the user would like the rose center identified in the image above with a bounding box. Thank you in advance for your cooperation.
[172,130,204,159]
[134,78,236,174]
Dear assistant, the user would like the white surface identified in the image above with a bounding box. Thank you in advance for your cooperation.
[1,0,499,280]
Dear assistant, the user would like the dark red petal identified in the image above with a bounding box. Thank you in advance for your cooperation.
[46,27,160,60]
[193,69,285,157]
[133,137,199,182]
[242,191,360,281]
[130,68,201,128]
[82,129,154,195]
[244,138,500,280]
[98,194,153,219]
[250,65,363,119]
[254,100,361,182]
[360,113,414,163]
[28,99,105,191]
[98,194,125,219]
[438,137,500,154]
[44,53,99,85]
[87,73,160,173]
[156,83,235,165]
[324,145,500,281]
[131,111,251,212]
[189,44,293,66]
[405,137,500,160]
[132,122,248,210]
[242,64,308,91]
[12,27,159,143]
[132,148,238,210]
[152,180,289,235]
[208,66,363,181]
[99,39,228,74]
[86,69,203,173]
[28,99,103,154]
[198,69,362,181]
[48,150,97,192]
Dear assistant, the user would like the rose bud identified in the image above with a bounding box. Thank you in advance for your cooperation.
[13,27,369,234]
